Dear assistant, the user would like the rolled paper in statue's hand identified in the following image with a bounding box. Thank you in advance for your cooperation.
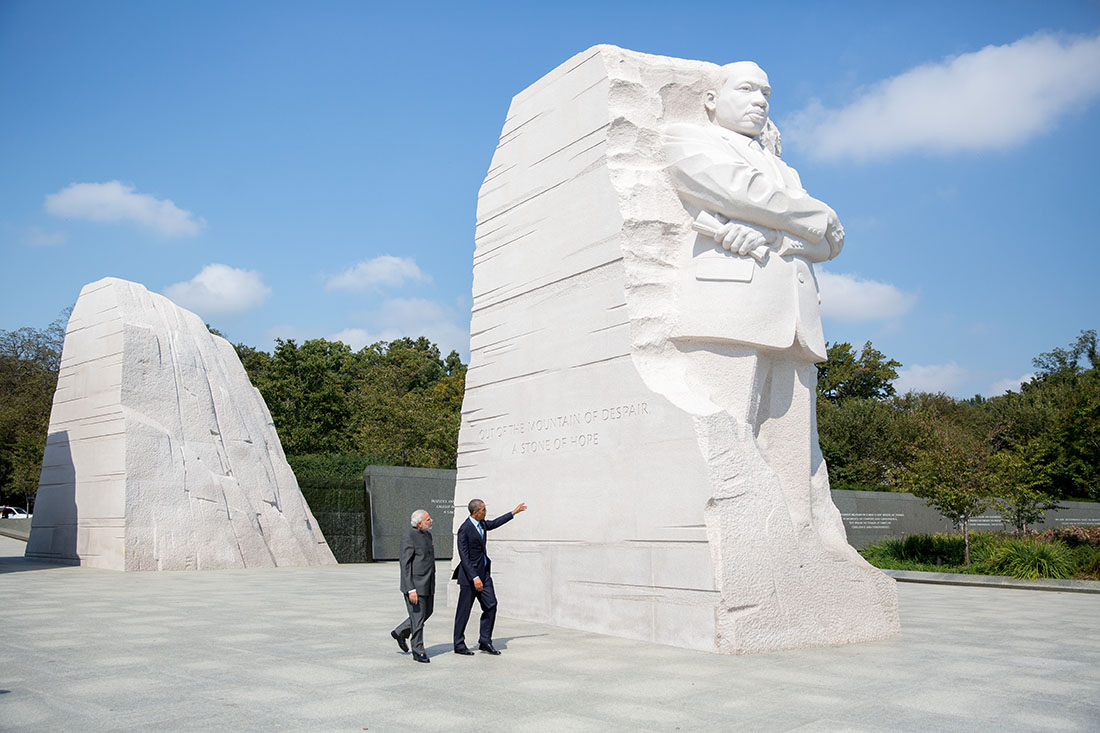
[691,211,771,264]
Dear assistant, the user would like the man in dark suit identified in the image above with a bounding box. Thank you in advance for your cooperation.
[391,509,436,663]
[452,498,526,655]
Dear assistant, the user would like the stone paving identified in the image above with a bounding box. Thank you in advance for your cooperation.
[2,534,1098,731]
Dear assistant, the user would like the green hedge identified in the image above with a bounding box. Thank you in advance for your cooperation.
[290,454,387,563]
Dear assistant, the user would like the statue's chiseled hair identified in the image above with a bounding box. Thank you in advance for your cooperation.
[716,62,783,157]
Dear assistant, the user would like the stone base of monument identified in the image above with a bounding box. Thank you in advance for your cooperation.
[450,46,899,653]
[25,278,335,571]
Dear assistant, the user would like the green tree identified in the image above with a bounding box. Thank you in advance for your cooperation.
[1032,329,1098,381]
[817,398,917,490]
[354,337,464,468]
[253,338,365,454]
[1018,329,1100,500]
[235,334,468,470]
[896,409,996,565]
[988,437,1059,534]
[0,310,69,510]
[815,341,909,491]
[816,340,901,405]
[1050,383,1100,501]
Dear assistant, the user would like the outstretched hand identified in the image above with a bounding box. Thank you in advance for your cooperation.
[513,502,528,514]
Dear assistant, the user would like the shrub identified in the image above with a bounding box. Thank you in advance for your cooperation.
[1037,525,1100,547]
[860,538,906,565]
[983,539,1074,579]
[860,535,972,572]
[860,533,968,566]
[900,533,966,565]
[1070,546,1100,580]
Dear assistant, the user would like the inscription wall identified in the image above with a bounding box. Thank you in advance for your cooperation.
[365,465,456,561]
[834,490,1100,549]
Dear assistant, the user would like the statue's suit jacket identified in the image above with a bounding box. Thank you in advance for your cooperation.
[451,513,514,586]
[399,527,436,596]
[663,122,836,361]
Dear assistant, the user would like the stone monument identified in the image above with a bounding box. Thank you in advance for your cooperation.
[26,277,336,570]
[453,46,899,653]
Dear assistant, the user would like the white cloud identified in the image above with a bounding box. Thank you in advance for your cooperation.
[44,181,205,237]
[988,372,1035,396]
[325,255,429,292]
[895,362,970,395]
[163,264,271,317]
[327,297,469,358]
[22,226,67,247]
[328,328,392,351]
[817,270,916,322]
[374,297,449,324]
[784,31,1100,161]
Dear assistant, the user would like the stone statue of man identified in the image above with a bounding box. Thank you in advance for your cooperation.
[662,60,852,553]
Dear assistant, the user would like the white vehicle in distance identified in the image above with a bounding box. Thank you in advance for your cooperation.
[0,506,29,519]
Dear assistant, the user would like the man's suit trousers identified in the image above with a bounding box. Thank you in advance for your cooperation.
[393,593,434,655]
[453,577,497,650]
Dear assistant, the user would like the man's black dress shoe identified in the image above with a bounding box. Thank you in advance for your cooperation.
[478,643,501,655]
[412,651,430,663]
[391,630,409,653]
[454,647,475,655]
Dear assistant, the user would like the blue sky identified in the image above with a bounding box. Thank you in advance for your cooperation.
[3,0,1099,398]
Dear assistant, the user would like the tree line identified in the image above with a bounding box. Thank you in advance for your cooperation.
[818,330,1099,562]
[0,317,466,511]
[2,308,1096,546]
[234,334,465,468]
[0,310,67,512]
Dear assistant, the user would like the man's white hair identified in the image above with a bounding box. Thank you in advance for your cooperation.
[410,509,428,528]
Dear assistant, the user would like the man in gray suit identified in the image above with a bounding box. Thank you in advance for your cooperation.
[391,509,436,663]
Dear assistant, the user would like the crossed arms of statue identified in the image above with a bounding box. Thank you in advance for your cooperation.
[664,122,845,263]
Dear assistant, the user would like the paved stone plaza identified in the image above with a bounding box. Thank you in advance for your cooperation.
[1,534,1098,731]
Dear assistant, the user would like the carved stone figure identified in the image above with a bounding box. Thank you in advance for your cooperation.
[662,61,852,556]
[453,46,898,653]
[26,277,336,571]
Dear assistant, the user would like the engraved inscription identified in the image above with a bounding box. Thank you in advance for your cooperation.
[841,512,905,531]
[472,401,650,457]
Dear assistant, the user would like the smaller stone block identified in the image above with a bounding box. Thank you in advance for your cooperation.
[26,277,336,570]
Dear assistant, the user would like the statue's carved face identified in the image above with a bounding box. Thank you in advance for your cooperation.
[707,62,771,138]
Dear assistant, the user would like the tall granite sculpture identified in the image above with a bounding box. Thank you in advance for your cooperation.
[453,46,899,653]
[26,277,336,570]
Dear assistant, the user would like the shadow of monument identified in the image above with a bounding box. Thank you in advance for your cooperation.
[22,430,79,567]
